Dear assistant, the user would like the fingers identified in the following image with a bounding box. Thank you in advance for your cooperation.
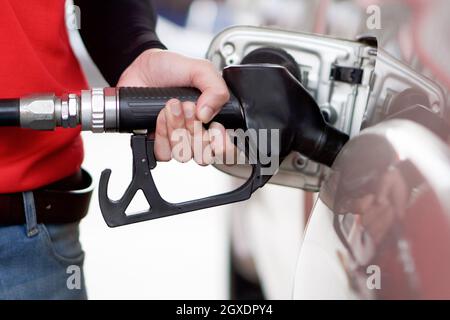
[208,122,236,165]
[154,101,234,165]
[164,99,192,163]
[118,50,230,123]
[120,49,234,163]
[155,99,192,162]
[185,101,213,166]
[179,100,216,166]
[182,101,196,136]
[154,111,172,161]
[190,61,230,123]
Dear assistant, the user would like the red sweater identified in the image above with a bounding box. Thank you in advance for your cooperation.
[0,0,87,193]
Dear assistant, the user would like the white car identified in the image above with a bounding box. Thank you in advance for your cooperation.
[206,18,450,299]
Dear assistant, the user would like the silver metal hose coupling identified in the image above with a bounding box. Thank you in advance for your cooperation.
[19,88,118,132]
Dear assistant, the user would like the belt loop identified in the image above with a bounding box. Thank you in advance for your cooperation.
[22,191,39,237]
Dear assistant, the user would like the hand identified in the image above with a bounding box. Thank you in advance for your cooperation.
[117,49,233,164]
[375,166,409,220]
[351,167,409,246]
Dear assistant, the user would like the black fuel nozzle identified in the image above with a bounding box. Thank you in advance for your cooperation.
[0,65,348,227]
[223,64,349,167]
[98,65,349,227]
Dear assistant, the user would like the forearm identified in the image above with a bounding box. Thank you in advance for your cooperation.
[75,0,166,85]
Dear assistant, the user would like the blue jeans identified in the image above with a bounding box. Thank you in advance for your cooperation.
[0,192,87,300]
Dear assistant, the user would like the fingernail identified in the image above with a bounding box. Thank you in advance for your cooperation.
[199,105,214,122]
[170,100,182,116]
[185,106,194,119]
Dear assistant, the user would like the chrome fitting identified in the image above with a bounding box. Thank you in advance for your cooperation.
[20,94,57,130]
[104,87,118,132]
[81,88,104,132]
[59,94,80,128]
[91,88,105,132]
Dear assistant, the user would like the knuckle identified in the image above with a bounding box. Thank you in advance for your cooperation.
[197,60,218,76]
[216,87,230,101]
[199,59,214,69]
[164,111,184,128]
[166,98,180,106]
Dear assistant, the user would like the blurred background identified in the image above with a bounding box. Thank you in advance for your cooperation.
[67,0,450,299]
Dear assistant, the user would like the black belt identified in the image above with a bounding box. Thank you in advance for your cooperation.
[0,169,93,225]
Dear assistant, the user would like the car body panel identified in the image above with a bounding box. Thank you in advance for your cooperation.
[295,120,450,299]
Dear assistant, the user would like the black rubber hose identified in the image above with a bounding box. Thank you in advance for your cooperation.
[0,99,20,126]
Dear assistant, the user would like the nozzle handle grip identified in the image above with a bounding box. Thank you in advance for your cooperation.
[118,87,244,132]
